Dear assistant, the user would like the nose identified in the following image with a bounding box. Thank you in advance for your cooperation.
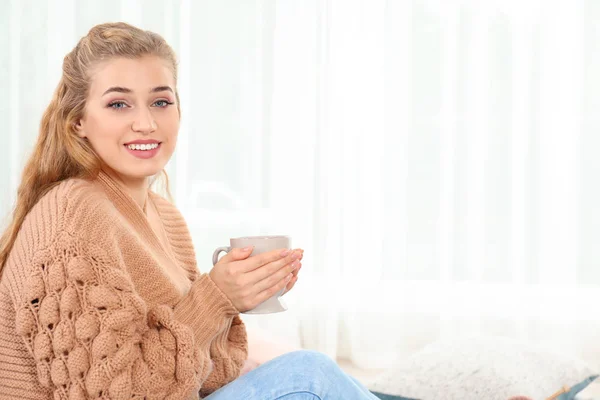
[131,107,157,134]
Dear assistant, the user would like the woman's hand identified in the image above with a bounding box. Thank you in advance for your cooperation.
[282,249,302,296]
[209,247,303,313]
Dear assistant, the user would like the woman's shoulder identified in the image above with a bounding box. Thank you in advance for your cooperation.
[20,177,114,247]
[4,178,116,285]
[37,176,111,217]
[46,175,106,202]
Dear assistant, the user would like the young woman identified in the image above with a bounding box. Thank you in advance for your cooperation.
[0,22,378,400]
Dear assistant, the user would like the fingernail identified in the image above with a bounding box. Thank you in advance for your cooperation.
[291,261,299,269]
[243,246,253,252]
[280,249,290,257]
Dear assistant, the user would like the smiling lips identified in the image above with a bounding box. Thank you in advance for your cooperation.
[124,140,162,159]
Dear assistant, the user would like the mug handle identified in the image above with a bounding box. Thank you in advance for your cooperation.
[212,246,232,266]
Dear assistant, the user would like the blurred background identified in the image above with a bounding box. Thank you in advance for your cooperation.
[2,0,600,374]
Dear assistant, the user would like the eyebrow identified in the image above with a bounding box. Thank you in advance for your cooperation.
[102,86,174,96]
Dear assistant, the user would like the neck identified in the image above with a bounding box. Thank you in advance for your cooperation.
[100,168,149,213]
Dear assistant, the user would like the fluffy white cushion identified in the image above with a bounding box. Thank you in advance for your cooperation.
[369,336,597,400]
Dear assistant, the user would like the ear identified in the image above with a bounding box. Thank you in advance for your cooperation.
[73,119,86,138]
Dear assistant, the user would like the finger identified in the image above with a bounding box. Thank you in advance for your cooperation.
[252,257,300,294]
[290,262,302,278]
[238,248,291,273]
[247,251,301,286]
[217,246,254,264]
[287,248,303,262]
[282,275,298,296]
[254,273,292,305]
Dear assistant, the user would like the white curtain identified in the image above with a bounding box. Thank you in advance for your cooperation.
[2,0,600,371]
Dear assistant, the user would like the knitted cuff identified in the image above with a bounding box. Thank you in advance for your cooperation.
[173,274,239,345]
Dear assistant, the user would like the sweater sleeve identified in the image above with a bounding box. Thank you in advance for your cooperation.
[198,315,248,397]
[173,282,248,397]
[13,231,238,400]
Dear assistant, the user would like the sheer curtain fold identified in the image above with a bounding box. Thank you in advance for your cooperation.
[2,0,600,371]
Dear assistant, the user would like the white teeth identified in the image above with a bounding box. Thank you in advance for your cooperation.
[127,143,159,151]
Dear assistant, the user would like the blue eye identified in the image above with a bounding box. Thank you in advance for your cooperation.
[153,100,173,108]
[108,101,127,110]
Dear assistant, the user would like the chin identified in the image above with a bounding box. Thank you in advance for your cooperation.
[115,165,166,181]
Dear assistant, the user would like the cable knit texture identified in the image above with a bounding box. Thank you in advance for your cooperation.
[0,171,248,399]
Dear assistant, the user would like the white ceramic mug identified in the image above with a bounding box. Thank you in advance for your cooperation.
[212,235,290,314]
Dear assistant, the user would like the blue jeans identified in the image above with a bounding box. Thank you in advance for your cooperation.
[204,350,381,400]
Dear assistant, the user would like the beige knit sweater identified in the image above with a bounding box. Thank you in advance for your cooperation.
[0,171,248,399]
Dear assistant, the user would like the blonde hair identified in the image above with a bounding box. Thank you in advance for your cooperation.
[0,22,180,274]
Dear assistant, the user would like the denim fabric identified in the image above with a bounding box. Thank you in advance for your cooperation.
[204,350,381,400]
[556,375,599,400]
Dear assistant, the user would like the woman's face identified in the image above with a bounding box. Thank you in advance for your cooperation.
[76,56,179,184]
